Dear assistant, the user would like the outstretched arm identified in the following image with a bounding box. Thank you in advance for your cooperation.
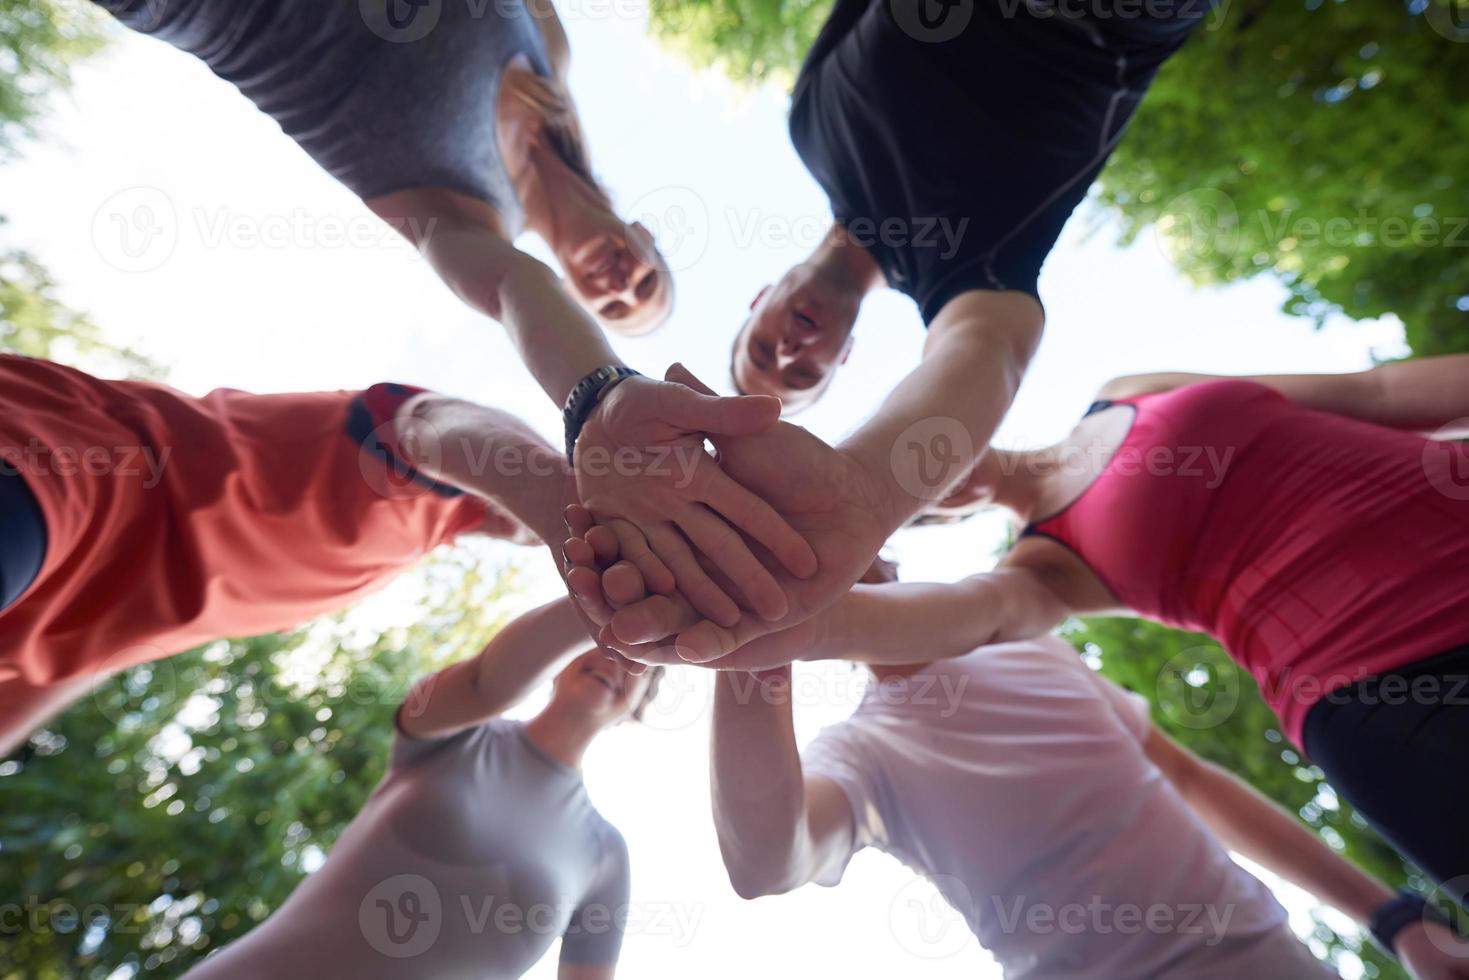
[711,668,856,898]
[366,199,817,626]
[1145,729,1469,978]
[1099,354,1469,437]
[842,290,1044,530]
[398,597,590,740]
[395,392,574,547]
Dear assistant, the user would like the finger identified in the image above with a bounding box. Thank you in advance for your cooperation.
[606,519,676,595]
[599,626,683,666]
[665,361,717,396]
[598,644,647,676]
[567,565,615,626]
[701,471,818,580]
[602,560,646,608]
[585,525,621,567]
[610,593,702,646]
[657,374,780,437]
[674,619,743,664]
[645,523,741,627]
[563,535,597,569]
[565,504,595,538]
[675,505,789,621]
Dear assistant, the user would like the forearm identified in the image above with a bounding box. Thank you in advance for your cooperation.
[815,570,1069,665]
[1186,762,1393,923]
[1368,354,1469,435]
[398,394,575,545]
[710,671,813,897]
[841,294,1041,531]
[494,248,623,403]
[417,218,622,404]
[402,597,590,737]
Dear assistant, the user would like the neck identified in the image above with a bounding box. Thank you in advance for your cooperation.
[523,705,601,769]
[518,142,608,249]
[812,222,885,297]
[969,449,1052,523]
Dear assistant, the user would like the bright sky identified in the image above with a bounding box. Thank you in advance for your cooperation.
[1,2,1412,978]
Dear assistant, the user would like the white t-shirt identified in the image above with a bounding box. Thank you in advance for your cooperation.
[802,636,1336,980]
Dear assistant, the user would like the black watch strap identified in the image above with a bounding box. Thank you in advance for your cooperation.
[1369,889,1450,956]
[563,366,642,466]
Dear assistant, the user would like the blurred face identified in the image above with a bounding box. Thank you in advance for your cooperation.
[549,650,656,729]
[731,264,862,413]
[560,220,672,336]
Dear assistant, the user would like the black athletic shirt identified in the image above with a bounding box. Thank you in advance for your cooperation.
[790,0,1212,323]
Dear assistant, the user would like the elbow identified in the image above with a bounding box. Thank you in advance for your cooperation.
[725,864,796,901]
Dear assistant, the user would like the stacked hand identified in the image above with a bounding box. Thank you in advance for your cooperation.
[572,368,820,627]
[566,364,900,666]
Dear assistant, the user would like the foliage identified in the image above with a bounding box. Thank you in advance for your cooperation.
[0,246,160,376]
[0,552,518,979]
[1063,617,1438,980]
[1097,0,1469,356]
[0,0,106,157]
[645,0,1469,356]
[648,0,828,86]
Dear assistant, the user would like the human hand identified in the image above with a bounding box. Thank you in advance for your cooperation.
[562,506,832,671]
[585,364,894,664]
[1399,920,1469,980]
[572,370,818,628]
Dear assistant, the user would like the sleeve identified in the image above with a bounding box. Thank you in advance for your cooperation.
[799,723,884,887]
[387,708,488,770]
[1083,670,1154,744]
[345,381,470,500]
[559,826,631,967]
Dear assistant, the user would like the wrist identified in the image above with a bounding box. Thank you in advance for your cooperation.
[1369,889,1451,957]
[564,366,641,466]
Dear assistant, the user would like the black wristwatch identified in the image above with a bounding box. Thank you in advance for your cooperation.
[563,366,643,466]
[1369,889,1452,955]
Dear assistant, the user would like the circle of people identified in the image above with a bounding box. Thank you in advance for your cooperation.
[3,1,1467,977]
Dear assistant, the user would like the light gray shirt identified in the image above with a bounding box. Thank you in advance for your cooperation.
[186,718,629,979]
[803,637,1336,980]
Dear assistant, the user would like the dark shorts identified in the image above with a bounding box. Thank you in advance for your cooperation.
[1303,643,1469,906]
[0,467,47,612]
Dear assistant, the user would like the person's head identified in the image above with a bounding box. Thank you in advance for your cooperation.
[555,215,674,337]
[524,121,674,336]
[730,262,862,414]
[546,650,665,732]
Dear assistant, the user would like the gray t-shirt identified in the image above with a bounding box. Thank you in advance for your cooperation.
[92,0,552,234]
[803,637,1337,980]
[185,718,630,979]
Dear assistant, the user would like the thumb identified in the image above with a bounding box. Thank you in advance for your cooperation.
[665,361,718,396]
[660,379,780,437]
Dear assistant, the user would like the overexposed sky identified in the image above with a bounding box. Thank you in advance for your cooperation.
[1,2,1411,977]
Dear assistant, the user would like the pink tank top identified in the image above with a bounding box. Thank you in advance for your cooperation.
[1028,379,1469,747]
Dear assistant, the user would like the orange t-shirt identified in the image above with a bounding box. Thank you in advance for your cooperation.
[0,356,486,685]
